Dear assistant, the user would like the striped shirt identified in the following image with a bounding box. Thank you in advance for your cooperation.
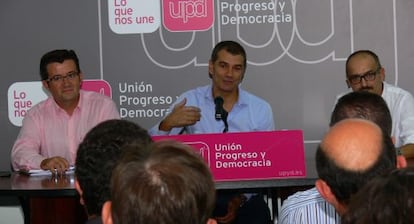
[277,187,340,224]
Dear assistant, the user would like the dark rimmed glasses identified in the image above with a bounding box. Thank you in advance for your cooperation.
[347,69,379,85]
[46,71,79,83]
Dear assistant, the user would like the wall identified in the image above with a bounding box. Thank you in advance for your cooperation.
[1,0,414,172]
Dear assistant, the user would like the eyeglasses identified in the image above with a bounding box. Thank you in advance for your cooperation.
[347,69,379,85]
[47,72,79,83]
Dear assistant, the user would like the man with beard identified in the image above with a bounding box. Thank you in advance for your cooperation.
[339,50,414,162]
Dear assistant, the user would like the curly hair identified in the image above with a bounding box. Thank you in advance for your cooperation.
[75,119,152,216]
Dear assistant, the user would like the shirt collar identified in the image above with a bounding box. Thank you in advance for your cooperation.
[204,84,247,107]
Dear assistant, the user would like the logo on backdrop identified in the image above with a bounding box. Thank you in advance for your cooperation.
[7,80,112,127]
[108,0,161,34]
[162,0,214,31]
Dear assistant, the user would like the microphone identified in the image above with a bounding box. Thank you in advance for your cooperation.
[214,96,229,133]
[214,96,224,120]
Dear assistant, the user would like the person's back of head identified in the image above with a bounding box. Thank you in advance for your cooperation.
[331,91,392,135]
[342,167,414,224]
[75,119,152,217]
[316,119,396,214]
[103,140,216,224]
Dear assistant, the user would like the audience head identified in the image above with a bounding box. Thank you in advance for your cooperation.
[316,119,397,214]
[40,49,81,81]
[75,119,152,217]
[342,167,414,224]
[102,140,216,224]
[331,91,392,135]
[345,50,385,95]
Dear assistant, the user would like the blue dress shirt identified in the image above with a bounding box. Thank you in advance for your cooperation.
[149,85,275,135]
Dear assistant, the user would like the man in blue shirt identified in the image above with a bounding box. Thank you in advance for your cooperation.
[149,40,274,136]
[150,40,274,224]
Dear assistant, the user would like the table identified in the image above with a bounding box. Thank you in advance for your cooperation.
[0,172,77,197]
[0,173,86,224]
[1,172,316,224]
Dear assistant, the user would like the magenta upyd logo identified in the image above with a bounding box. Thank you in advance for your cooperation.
[81,80,112,98]
[163,0,214,31]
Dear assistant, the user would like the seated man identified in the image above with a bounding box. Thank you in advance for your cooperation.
[150,40,274,224]
[75,119,152,224]
[101,140,217,224]
[11,49,119,172]
[314,119,405,214]
[342,167,414,224]
[340,50,414,161]
[277,91,406,224]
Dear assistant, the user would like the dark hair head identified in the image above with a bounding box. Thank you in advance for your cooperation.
[210,40,246,67]
[75,119,152,216]
[316,128,396,205]
[110,140,216,224]
[345,50,382,75]
[330,91,392,135]
[342,167,414,224]
[39,49,80,80]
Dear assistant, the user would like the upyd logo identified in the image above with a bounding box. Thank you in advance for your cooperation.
[163,0,214,31]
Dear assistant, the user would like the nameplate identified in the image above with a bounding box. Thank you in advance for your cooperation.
[152,130,306,182]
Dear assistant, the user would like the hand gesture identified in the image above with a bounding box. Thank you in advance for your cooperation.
[159,98,201,131]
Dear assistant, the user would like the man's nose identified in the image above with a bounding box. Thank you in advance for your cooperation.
[360,77,368,87]
[226,68,236,77]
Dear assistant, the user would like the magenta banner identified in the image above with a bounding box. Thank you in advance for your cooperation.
[153,130,306,182]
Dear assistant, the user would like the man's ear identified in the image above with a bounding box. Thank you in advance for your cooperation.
[379,67,385,81]
[208,60,214,79]
[101,201,113,224]
[315,179,343,213]
[74,180,85,206]
[315,179,347,214]
[42,80,49,90]
[207,218,217,224]
[315,179,336,204]
[397,155,407,168]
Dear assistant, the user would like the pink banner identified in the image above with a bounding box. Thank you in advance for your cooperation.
[153,130,306,182]
[81,80,112,97]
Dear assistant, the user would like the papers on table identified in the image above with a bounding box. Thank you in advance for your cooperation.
[18,166,75,176]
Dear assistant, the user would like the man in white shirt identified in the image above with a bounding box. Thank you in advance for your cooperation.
[342,50,414,161]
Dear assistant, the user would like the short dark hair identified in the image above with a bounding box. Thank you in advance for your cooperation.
[345,50,382,75]
[342,167,414,224]
[39,49,81,80]
[210,40,247,67]
[75,119,152,216]
[209,40,247,79]
[316,128,396,205]
[110,140,216,224]
[330,91,392,135]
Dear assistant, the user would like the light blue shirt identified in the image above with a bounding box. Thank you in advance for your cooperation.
[149,84,275,135]
[277,187,340,224]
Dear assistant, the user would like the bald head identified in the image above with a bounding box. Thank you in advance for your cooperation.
[321,119,382,171]
[316,118,396,206]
